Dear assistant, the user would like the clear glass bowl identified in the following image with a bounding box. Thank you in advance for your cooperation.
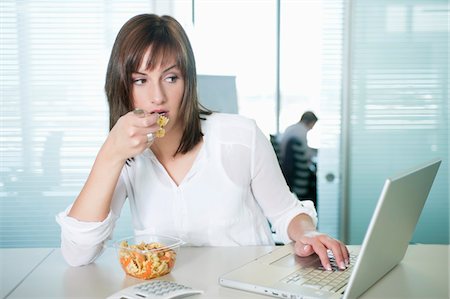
[112,234,183,280]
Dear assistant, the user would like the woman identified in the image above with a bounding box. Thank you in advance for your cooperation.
[56,14,349,271]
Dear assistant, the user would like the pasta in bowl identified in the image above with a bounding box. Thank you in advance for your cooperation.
[112,234,182,280]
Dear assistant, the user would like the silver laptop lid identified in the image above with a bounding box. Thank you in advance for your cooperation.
[344,158,441,299]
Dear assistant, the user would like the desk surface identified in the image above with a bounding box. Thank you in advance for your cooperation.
[0,248,54,299]
[3,245,449,299]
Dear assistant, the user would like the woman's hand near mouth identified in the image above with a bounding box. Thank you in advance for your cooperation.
[104,110,160,163]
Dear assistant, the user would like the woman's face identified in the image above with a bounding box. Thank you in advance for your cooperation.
[131,48,185,135]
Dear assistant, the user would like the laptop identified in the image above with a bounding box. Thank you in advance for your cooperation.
[219,158,441,299]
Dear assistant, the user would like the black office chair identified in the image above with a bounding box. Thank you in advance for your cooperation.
[280,138,317,207]
[269,135,317,242]
[269,134,282,164]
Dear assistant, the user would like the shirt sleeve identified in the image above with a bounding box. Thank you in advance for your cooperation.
[55,169,127,266]
[249,121,318,244]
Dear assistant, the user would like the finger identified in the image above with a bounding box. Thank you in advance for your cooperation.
[120,120,153,146]
[133,108,145,117]
[146,132,155,146]
[309,240,332,271]
[326,240,346,270]
[318,237,345,269]
[321,236,350,270]
[131,112,159,128]
[340,243,350,266]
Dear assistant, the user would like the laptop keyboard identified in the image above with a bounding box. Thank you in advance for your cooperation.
[281,254,357,293]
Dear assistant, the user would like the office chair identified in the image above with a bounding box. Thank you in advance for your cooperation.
[279,138,317,207]
[269,135,316,204]
[281,138,309,194]
[269,134,282,164]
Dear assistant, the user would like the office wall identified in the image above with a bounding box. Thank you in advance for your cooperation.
[345,0,449,244]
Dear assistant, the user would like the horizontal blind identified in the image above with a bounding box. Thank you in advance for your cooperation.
[348,0,448,244]
[315,0,344,238]
[0,1,183,247]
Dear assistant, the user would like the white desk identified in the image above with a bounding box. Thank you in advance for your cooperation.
[0,248,53,298]
[4,245,449,299]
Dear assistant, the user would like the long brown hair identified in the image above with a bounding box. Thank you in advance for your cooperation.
[105,14,211,155]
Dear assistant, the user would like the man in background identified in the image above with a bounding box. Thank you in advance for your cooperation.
[279,111,318,207]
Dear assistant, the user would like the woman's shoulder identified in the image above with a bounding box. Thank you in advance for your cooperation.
[202,113,259,145]
[205,112,256,129]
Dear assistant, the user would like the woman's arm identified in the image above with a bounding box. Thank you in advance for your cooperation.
[68,111,159,221]
[67,142,126,221]
[248,119,349,270]
[56,170,128,266]
[57,111,159,266]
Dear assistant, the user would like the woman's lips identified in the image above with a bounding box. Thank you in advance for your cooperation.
[151,110,168,116]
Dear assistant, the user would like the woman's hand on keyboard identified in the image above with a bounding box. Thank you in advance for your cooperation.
[293,231,349,271]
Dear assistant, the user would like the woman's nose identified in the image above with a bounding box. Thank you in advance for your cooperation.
[150,82,165,105]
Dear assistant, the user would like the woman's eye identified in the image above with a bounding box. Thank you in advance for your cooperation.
[133,78,146,85]
[165,75,178,83]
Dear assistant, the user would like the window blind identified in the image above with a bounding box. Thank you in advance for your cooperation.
[347,0,448,244]
[0,1,183,247]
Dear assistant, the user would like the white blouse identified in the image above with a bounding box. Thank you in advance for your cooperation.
[56,113,317,266]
